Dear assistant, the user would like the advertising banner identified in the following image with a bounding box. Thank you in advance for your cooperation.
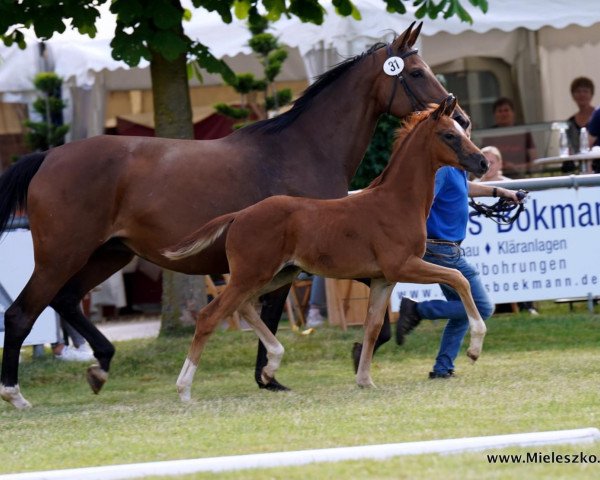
[0,229,58,346]
[391,186,600,310]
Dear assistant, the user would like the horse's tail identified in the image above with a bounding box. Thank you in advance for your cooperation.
[163,212,237,260]
[0,151,47,233]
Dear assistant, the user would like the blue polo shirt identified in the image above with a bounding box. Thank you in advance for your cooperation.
[426,166,469,242]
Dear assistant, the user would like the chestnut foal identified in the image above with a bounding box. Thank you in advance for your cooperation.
[165,96,488,400]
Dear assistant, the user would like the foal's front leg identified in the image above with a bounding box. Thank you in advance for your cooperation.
[356,278,394,388]
[396,256,486,361]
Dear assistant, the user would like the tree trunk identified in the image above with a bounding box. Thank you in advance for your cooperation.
[150,49,206,335]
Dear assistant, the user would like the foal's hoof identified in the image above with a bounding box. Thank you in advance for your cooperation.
[86,365,108,394]
[0,384,32,410]
[177,384,192,403]
[257,377,291,392]
[466,349,480,362]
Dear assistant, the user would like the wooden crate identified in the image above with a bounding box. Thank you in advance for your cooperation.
[325,278,397,329]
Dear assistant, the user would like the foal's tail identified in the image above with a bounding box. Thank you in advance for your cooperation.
[163,213,237,260]
[0,151,47,233]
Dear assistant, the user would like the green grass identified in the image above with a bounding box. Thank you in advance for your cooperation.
[1,308,599,479]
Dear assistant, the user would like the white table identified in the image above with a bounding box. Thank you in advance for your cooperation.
[534,150,600,173]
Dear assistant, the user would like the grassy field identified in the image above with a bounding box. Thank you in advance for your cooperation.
[0,304,599,479]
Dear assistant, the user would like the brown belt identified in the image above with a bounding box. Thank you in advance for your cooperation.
[426,238,462,247]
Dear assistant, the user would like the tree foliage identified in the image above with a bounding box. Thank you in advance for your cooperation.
[1,1,489,78]
[351,114,400,189]
[215,12,293,126]
[24,72,70,151]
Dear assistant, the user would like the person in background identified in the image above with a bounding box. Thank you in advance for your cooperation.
[484,97,537,177]
[586,97,600,174]
[563,77,595,173]
[305,275,327,328]
[479,146,510,182]
[52,315,95,361]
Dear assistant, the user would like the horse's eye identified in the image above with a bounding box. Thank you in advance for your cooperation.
[444,132,455,140]
[410,70,424,79]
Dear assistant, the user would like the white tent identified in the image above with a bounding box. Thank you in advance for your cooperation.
[1,0,599,136]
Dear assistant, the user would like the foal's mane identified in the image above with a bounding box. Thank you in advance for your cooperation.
[241,42,388,136]
[364,108,434,190]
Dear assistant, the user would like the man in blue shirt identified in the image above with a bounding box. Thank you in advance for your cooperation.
[396,166,521,378]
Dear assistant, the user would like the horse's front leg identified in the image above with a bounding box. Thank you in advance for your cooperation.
[356,278,394,388]
[395,256,486,361]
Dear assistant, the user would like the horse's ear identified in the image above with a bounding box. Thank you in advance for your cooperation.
[392,21,416,51]
[431,97,451,121]
[443,95,457,117]
[407,22,423,47]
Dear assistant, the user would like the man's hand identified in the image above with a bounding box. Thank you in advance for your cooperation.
[497,188,520,203]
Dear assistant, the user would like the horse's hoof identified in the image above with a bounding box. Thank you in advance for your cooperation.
[86,365,108,394]
[0,384,32,410]
[257,377,291,392]
[352,342,362,374]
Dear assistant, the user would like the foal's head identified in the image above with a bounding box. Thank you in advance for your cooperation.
[402,96,488,176]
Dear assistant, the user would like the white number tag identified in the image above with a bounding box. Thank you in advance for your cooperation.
[383,56,404,76]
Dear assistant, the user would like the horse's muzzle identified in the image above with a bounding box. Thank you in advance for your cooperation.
[476,154,489,175]
[463,153,489,176]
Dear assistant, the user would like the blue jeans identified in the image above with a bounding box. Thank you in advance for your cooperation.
[415,242,494,375]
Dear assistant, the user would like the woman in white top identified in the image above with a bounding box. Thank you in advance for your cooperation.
[478,146,510,182]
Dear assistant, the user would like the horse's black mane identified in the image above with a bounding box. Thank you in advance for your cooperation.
[240,42,388,136]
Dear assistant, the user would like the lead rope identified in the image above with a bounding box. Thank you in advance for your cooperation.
[468,190,529,225]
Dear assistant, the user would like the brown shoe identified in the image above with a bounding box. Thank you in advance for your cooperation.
[395,297,422,345]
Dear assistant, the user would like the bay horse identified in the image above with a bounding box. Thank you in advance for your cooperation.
[0,23,470,409]
[165,96,488,400]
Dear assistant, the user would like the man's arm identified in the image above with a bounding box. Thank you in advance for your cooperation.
[467,181,520,202]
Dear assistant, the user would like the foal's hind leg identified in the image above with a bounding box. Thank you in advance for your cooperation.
[356,279,393,388]
[50,241,136,394]
[255,285,291,391]
[239,302,285,386]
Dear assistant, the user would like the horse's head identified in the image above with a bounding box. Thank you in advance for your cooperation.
[375,23,471,131]
[426,95,488,176]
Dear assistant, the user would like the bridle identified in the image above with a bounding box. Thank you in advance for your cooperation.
[385,45,424,115]
[468,190,529,225]
[384,46,469,133]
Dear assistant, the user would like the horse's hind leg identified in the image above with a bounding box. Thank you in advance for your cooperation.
[50,240,135,394]
[356,278,393,388]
